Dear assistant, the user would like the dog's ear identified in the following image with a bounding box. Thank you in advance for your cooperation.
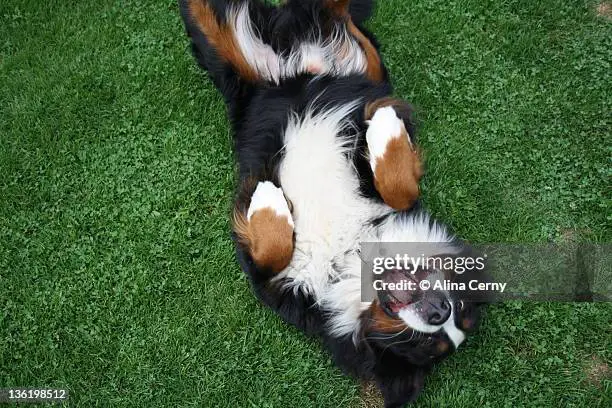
[376,369,425,408]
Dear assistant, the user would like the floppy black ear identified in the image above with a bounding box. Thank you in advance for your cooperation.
[376,369,425,408]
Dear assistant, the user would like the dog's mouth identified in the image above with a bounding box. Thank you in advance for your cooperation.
[378,267,430,317]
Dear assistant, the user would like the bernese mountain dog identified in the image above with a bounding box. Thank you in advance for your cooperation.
[179,1,488,406]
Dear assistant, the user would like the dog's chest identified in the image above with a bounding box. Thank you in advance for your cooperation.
[276,106,388,296]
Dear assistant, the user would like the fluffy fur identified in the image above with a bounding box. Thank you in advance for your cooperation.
[179,1,487,406]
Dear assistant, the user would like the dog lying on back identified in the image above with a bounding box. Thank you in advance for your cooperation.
[180,1,487,406]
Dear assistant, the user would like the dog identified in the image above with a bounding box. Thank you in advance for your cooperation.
[180,1,488,406]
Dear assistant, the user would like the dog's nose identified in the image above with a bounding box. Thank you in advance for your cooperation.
[425,297,451,325]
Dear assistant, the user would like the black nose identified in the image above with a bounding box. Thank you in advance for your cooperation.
[426,298,451,325]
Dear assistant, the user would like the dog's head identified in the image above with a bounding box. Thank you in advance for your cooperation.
[357,216,490,405]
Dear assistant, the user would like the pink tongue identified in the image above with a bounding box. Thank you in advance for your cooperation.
[389,302,404,314]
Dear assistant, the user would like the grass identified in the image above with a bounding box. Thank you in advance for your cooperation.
[0,0,610,406]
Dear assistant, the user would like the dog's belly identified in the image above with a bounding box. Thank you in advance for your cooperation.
[276,103,389,298]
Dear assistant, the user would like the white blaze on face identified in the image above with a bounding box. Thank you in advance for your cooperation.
[247,181,294,227]
[442,312,466,348]
[398,302,466,349]
[365,106,408,172]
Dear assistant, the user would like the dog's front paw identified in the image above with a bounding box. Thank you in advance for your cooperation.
[365,101,422,210]
[234,181,294,273]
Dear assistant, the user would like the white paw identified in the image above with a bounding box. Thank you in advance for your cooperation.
[247,181,294,227]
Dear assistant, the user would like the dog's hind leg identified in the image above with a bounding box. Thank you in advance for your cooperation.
[233,179,295,275]
[364,98,423,210]
[322,1,384,82]
[180,0,280,84]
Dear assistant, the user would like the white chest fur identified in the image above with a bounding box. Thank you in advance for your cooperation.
[276,103,389,295]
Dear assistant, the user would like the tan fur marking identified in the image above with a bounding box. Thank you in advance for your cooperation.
[233,207,294,273]
[437,341,450,354]
[365,98,423,210]
[346,20,383,82]
[368,301,408,334]
[374,135,422,210]
[188,0,260,82]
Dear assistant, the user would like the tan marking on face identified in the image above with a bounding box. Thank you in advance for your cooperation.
[233,208,294,273]
[188,0,260,82]
[367,301,408,334]
[437,341,450,354]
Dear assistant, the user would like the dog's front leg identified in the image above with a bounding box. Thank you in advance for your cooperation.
[364,97,423,211]
[233,178,295,276]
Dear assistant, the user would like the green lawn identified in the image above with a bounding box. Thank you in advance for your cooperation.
[1,0,610,406]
